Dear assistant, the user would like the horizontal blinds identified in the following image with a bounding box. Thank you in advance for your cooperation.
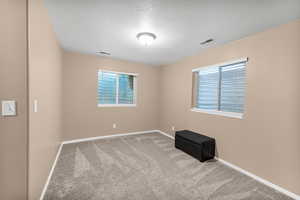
[98,71,136,105]
[195,60,246,113]
[118,74,134,104]
[197,68,219,110]
[98,71,117,104]
[220,63,246,113]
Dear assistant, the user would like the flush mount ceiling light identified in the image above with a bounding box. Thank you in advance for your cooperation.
[136,32,157,46]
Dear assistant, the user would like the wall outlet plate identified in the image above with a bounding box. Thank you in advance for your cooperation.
[1,100,16,116]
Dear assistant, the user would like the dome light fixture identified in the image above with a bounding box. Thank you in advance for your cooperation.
[136,32,156,46]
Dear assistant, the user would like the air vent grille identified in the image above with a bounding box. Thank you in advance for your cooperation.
[97,51,111,56]
[200,38,214,45]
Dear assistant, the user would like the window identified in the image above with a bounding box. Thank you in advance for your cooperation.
[98,70,137,107]
[192,58,247,118]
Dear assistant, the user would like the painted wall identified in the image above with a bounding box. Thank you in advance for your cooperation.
[159,20,300,195]
[62,52,160,140]
[28,0,63,199]
[0,0,28,199]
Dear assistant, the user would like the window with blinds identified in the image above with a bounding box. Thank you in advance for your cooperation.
[192,58,247,116]
[98,70,137,106]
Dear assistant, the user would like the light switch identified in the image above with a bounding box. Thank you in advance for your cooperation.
[1,100,16,116]
[34,100,38,113]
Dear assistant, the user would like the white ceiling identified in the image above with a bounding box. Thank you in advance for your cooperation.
[44,0,300,66]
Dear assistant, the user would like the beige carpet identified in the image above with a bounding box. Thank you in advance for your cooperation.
[44,132,294,200]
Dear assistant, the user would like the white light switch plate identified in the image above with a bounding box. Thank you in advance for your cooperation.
[1,100,16,116]
[34,100,38,113]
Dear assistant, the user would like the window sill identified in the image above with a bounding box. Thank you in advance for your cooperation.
[98,104,137,107]
[190,108,243,119]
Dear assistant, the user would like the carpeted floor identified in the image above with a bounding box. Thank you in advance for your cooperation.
[44,132,294,200]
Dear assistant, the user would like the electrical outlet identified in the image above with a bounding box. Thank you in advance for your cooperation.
[113,123,117,129]
[171,126,175,131]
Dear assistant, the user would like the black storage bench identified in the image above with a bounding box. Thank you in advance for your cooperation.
[175,130,215,162]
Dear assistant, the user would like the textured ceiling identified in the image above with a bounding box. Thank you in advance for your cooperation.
[44,0,300,66]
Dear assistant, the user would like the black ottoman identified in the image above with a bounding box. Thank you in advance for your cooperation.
[175,130,215,162]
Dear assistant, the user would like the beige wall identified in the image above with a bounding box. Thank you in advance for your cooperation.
[0,0,28,199]
[28,0,63,199]
[62,52,160,140]
[1,2,298,198]
[159,20,300,195]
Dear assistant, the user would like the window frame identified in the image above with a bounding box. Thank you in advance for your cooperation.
[191,58,248,119]
[97,70,138,107]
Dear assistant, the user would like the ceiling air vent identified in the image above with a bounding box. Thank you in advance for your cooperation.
[200,38,214,45]
[97,51,111,56]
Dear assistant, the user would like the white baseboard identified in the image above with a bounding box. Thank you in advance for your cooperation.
[215,158,300,200]
[157,130,299,200]
[40,130,299,200]
[157,130,175,139]
[39,143,63,200]
[62,130,159,144]
[40,130,158,200]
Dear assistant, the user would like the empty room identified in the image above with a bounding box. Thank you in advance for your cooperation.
[1,0,300,199]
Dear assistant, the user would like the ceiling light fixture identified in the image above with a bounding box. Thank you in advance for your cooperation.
[136,32,156,46]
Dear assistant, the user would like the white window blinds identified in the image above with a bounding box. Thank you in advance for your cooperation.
[98,70,137,106]
[193,58,247,114]
[197,68,219,110]
[220,63,246,113]
[98,71,117,104]
[118,74,135,104]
